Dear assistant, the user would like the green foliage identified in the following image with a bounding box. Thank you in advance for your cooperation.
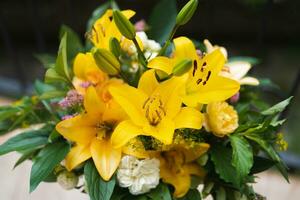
[30,140,70,192]
[228,56,260,65]
[210,145,240,187]
[261,96,293,115]
[0,127,50,155]
[147,183,172,200]
[229,135,253,183]
[34,54,56,69]
[148,0,177,43]
[84,160,116,200]
[59,25,84,61]
[178,189,202,200]
[250,156,277,174]
[13,149,38,169]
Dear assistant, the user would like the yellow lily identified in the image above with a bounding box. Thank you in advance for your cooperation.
[157,143,209,197]
[90,9,143,54]
[109,69,203,148]
[73,52,108,94]
[56,86,125,181]
[148,37,240,107]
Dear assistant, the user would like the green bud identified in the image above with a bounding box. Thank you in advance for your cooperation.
[172,59,193,76]
[57,170,79,190]
[109,37,121,58]
[93,48,121,75]
[176,0,199,26]
[113,10,136,40]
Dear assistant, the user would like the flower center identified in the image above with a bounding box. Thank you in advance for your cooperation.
[142,95,166,126]
[161,150,185,174]
[95,122,115,139]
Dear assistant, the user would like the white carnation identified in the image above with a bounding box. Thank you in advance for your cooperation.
[117,155,160,195]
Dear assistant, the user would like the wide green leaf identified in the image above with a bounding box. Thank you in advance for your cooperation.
[148,0,177,43]
[35,54,56,69]
[210,145,240,187]
[251,156,277,174]
[261,96,293,115]
[0,128,50,155]
[59,25,84,61]
[55,33,71,81]
[178,189,202,200]
[147,183,172,200]
[30,140,70,192]
[230,135,253,182]
[84,160,116,200]
[0,107,20,121]
[14,149,38,169]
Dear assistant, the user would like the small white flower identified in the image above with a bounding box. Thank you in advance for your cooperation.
[117,155,160,195]
[137,32,161,60]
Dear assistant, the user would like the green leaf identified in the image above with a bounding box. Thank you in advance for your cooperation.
[48,129,62,143]
[34,54,56,69]
[45,68,68,83]
[178,189,202,200]
[0,128,50,155]
[0,107,20,121]
[210,145,240,187]
[84,160,116,200]
[229,135,253,182]
[30,140,70,192]
[39,90,66,100]
[261,96,293,115]
[228,56,260,65]
[13,149,38,169]
[245,134,289,182]
[55,33,71,80]
[147,183,172,200]
[59,25,84,61]
[251,156,277,174]
[148,0,177,43]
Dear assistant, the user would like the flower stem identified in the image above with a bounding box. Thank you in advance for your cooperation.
[132,38,147,70]
[158,24,179,56]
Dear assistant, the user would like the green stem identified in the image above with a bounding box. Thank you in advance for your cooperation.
[158,24,179,56]
[132,38,147,70]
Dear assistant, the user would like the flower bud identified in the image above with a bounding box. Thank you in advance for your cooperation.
[113,10,136,40]
[93,48,120,75]
[176,0,199,26]
[109,37,122,58]
[57,170,79,190]
[172,59,192,76]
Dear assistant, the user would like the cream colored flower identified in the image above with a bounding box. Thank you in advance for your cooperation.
[204,39,259,86]
[57,170,79,190]
[204,101,238,137]
[117,155,160,195]
[137,32,161,60]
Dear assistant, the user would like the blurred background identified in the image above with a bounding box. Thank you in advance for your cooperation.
[0,0,299,199]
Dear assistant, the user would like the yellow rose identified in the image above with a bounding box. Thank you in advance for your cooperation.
[205,101,238,137]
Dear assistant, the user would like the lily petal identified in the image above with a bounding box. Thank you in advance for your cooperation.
[138,69,159,96]
[173,37,198,61]
[150,117,175,145]
[111,120,143,149]
[109,85,148,126]
[90,138,122,181]
[240,76,260,86]
[56,115,96,144]
[174,107,203,129]
[183,76,240,106]
[84,86,106,117]
[226,61,251,80]
[65,144,91,171]
[148,56,174,75]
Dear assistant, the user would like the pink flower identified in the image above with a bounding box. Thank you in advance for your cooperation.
[134,20,146,32]
[58,90,83,109]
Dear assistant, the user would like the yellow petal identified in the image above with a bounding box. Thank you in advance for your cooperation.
[122,138,150,159]
[109,85,148,126]
[144,117,175,145]
[148,56,174,75]
[160,164,191,198]
[183,76,240,106]
[182,143,210,162]
[84,86,105,117]
[65,144,91,171]
[174,107,203,129]
[56,115,96,144]
[73,53,87,79]
[90,138,122,181]
[173,37,198,61]
[138,69,159,96]
[111,120,143,149]
[183,163,206,177]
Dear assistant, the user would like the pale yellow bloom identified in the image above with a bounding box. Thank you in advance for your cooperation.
[205,101,238,137]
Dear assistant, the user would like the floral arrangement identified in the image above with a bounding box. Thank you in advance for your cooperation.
[0,0,292,199]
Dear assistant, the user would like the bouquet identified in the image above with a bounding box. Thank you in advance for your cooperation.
[0,0,292,199]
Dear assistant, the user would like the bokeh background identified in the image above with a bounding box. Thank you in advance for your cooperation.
[0,0,299,199]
